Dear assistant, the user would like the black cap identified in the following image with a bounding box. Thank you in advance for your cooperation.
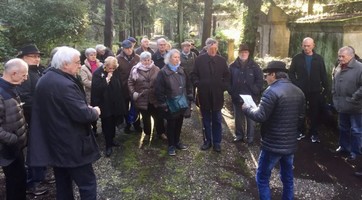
[263,61,288,73]
[127,37,137,43]
[238,44,249,52]
[17,44,43,58]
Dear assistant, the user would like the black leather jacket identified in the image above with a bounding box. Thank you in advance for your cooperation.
[243,79,305,155]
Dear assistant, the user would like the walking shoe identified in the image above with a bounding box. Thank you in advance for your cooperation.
[297,133,305,140]
[233,136,243,142]
[159,133,168,140]
[105,147,113,157]
[168,146,176,156]
[311,135,320,143]
[213,144,221,153]
[26,184,48,196]
[200,142,212,150]
[176,143,188,150]
[336,146,347,153]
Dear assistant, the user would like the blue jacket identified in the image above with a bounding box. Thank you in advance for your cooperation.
[27,68,100,167]
[243,79,305,155]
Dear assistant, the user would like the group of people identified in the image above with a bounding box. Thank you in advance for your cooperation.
[1,34,361,200]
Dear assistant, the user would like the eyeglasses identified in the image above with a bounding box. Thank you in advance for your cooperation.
[74,61,81,65]
[25,55,41,59]
[263,73,271,79]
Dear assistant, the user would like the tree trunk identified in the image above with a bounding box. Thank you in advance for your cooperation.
[104,0,114,48]
[118,0,126,42]
[201,0,213,47]
[177,0,184,46]
[308,0,315,15]
[242,0,262,57]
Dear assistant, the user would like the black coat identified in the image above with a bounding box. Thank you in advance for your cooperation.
[91,66,126,119]
[27,68,100,168]
[243,79,305,155]
[152,50,168,69]
[228,57,263,104]
[288,50,329,95]
[190,53,230,111]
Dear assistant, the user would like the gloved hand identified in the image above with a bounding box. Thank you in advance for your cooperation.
[133,92,140,101]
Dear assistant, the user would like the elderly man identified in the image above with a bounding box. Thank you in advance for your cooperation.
[242,61,305,200]
[16,44,48,196]
[27,46,101,200]
[152,38,168,69]
[95,44,114,63]
[135,37,155,56]
[289,37,329,143]
[191,38,230,152]
[228,44,263,144]
[0,58,28,200]
[333,46,362,162]
[115,40,142,134]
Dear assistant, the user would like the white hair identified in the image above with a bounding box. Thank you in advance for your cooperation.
[51,46,80,69]
[95,44,106,51]
[85,48,97,57]
[4,58,28,74]
[139,51,152,61]
[157,38,167,45]
[164,49,180,65]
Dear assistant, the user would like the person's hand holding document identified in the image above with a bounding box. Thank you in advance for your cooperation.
[240,94,257,108]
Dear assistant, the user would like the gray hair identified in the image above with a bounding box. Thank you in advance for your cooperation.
[275,71,289,79]
[205,38,217,47]
[164,49,180,65]
[4,58,28,74]
[51,46,80,69]
[139,51,152,61]
[338,46,355,57]
[85,48,97,57]
[157,38,167,45]
[141,38,149,43]
[95,44,106,51]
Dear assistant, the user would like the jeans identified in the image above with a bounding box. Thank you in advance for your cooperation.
[256,150,294,200]
[233,103,255,143]
[200,109,222,145]
[53,163,97,200]
[338,113,362,155]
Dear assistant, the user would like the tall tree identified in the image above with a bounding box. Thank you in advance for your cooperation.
[308,0,316,15]
[118,0,126,42]
[241,0,262,57]
[177,0,184,45]
[104,0,114,48]
[201,0,213,46]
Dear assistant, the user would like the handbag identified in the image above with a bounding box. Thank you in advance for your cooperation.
[166,94,189,113]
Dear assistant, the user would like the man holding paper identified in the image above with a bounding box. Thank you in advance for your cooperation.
[242,61,305,200]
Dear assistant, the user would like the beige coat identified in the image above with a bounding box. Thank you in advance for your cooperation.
[80,59,102,103]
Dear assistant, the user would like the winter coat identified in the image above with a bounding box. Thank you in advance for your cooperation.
[27,68,100,168]
[228,57,263,104]
[190,53,230,111]
[289,50,329,95]
[128,63,160,110]
[135,46,155,56]
[0,78,27,166]
[80,59,102,104]
[180,51,197,76]
[91,66,126,119]
[152,50,168,69]
[16,64,45,115]
[155,65,193,118]
[115,51,140,99]
[332,58,362,113]
[243,79,305,155]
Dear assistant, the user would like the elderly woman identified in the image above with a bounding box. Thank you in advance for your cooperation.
[155,49,193,156]
[91,56,126,157]
[80,48,102,135]
[128,52,161,143]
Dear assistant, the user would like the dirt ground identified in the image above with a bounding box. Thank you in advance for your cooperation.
[1,103,362,199]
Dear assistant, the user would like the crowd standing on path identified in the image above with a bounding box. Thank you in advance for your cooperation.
[1,35,362,200]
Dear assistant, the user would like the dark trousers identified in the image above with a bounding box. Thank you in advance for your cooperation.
[166,115,184,147]
[2,152,26,200]
[139,104,164,136]
[299,93,322,136]
[27,166,46,188]
[101,116,116,148]
[201,109,223,145]
[53,164,97,200]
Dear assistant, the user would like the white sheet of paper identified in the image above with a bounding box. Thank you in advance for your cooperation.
[239,95,257,108]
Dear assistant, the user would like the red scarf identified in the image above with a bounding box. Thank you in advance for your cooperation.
[89,60,98,73]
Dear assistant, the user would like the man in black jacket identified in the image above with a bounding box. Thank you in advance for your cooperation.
[288,37,329,143]
[16,44,48,196]
[242,61,305,200]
